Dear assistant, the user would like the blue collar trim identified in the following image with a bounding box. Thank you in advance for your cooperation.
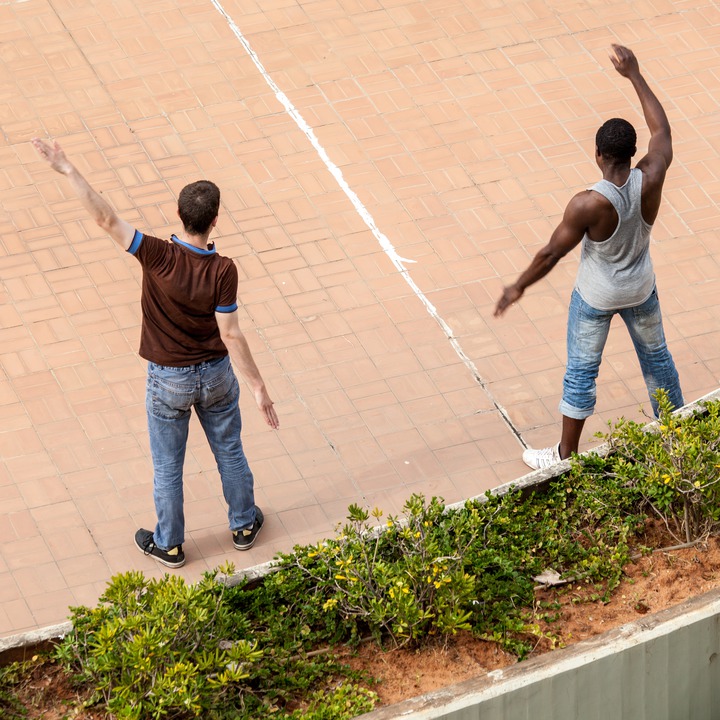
[171,234,216,255]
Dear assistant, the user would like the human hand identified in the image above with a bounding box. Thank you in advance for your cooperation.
[609,44,640,79]
[494,285,523,317]
[31,137,74,174]
[255,387,279,429]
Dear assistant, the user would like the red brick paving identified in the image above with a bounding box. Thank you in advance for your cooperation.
[1,0,719,637]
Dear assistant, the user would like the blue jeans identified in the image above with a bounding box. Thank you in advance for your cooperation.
[146,355,256,549]
[559,288,684,421]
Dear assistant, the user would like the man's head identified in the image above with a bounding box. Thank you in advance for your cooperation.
[595,118,637,163]
[178,180,220,235]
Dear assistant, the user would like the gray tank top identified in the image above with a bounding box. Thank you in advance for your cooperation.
[574,167,655,311]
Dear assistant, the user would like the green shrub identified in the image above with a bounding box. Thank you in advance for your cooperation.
[601,390,720,543]
[0,659,31,719]
[285,683,377,719]
[461,463,642,655]
[57,566,374,719]
[56,568,262,719]
[278,479,643,658]
[283,495,477,649]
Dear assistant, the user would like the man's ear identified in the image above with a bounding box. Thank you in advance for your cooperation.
[211,215,219,228]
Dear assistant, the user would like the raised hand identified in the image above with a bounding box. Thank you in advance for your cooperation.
[32,138,73,174]
[609,44,640,79]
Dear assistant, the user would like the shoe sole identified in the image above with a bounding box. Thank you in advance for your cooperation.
[233,524,263,551]
[134,538,186,569]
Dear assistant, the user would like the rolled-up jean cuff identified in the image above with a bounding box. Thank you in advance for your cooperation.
[558,399,594,420]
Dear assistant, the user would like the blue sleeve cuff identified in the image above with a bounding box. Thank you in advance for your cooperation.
[215,303,238,313]
[127,230,143,255]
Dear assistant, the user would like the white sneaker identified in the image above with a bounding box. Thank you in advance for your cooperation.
[522,443,561,470]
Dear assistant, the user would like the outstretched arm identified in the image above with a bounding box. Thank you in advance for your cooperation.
[32,138,135,250]
[494,193,590,317]
[215,310,279,429]
[610,44,672,170]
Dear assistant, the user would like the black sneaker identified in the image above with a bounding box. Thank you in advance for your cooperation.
[232,507,264,550]
[134,528,185,568]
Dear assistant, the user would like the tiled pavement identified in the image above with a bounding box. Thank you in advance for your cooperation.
[1,0,719,638]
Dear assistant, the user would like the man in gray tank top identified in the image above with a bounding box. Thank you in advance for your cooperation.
[494,44,684,470]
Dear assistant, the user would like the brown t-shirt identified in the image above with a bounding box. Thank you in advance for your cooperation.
[127,231,238,366]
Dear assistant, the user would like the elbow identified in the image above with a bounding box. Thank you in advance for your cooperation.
[541,248,563,269]
[219,327,242,349]
[96,211,117,234]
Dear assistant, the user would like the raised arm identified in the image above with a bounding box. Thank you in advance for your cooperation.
[494,193,592,317]
[215,310,279,429]
[610,45,672,172]
[32,138,135,250]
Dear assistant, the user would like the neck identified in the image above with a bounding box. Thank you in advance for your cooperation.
[177,230,212,249]
[601,160,631,186]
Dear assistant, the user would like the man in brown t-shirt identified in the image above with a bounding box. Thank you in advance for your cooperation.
[33,138,279,568]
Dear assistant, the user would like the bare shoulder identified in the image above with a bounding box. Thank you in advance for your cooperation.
[566,189,610,221]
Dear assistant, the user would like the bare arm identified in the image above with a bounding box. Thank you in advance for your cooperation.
[494,193,590,317]
[32,138,135,250]
[215,310,279,429]
[610,44,672,172]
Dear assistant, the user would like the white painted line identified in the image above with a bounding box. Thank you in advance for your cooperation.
[209,0,523,444]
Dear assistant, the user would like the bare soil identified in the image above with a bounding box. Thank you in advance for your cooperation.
[9,525,720,717]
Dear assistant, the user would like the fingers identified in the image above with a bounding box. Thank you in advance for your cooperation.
[609,44,636,66]
[493,301,507,318]
[494,286,520,317]
[32,137,59,163]
[31,137,49,157]
[264,405,279,429]
[493,297,514,318]
[256,389,279,429]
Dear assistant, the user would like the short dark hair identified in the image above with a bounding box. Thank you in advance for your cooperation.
[595,118,637,162]
[178,180,220,235]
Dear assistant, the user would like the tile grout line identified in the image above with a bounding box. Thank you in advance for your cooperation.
[209,0,527,450]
